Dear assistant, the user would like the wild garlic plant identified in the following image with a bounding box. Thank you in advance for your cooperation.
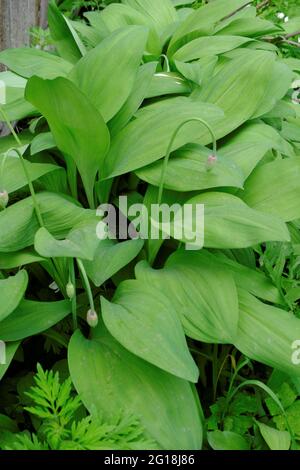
[1,0,300,451]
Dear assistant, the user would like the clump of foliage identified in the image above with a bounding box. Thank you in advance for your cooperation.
[1,0,300,451]
[0,365,155,450]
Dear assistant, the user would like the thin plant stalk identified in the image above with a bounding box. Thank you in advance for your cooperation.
[0,107,69,296]
[69,258,77,331]
[157,117,217,205]
[0,106,45,227]
[77,258,95,312]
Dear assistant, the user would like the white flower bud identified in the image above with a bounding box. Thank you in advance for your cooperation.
[206,154,218,172]
[0,190,8,210]
[87,309,98,328]
[66,282,75,299]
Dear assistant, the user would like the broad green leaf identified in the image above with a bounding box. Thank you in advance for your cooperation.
[68,328,203,450]
[84,238,144,287]
[0,71,26,102]
[102,96,223,178]
[141,185,169,265]
[69,27,148,122]
[145,72,191,98]
[0,342,20,381]
[0,300,71,342]
[0,72,37,121]
[182,192,290,248]
[34,220,99,261]
[214,18,282,37]
[283,58,300,73]
[90,4,161,56]
[68,18,103,48]
[101,280,198,382]
[262,100,296,120]
[0,271,28,322]
[109,62,157,136]
[0,192,95,252]
[256,421,291,450]
[48,0,84,63]
[241,158,300,222]
[251,59,293,119]
[25,77,110,207]
[198,51,293,134]
[151,249,281,305]
[136,143,244,191]
[175,56,218,85]
[0,151,61,194]
[281,121,300,143]
[0,249,44,269]
[37,166,68,195]
[207,431,249,450]
[135,251,239,344]
[173,36,251,62]
[219,122,294,179]
[123,0,177,35]
[168,0,248,55]
[0,132,33,155]
[223,41,278,58]
[0,48,73,79]
[30,132,56,155]
[84,11,110,34]
[209,251,282,304]
[0,98,36,122]
[234,289,300,376]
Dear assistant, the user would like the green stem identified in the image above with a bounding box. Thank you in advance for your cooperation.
[77,258,95,312]
[157,117,217,205]
[0,106,45,227]
[0,151,9,188]
[0,107,22,146]
[69,258,77,331]
[13,148,45,227]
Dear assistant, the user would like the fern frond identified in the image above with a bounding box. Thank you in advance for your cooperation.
[20,364,157,450]
[25,363,81,424]
[2,432,49,450]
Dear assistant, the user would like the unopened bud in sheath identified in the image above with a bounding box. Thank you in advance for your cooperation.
[87,309,98,328]
[66,282,75,299]
[0,190,8,210]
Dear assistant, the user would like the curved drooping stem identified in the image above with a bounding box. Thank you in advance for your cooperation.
[157,117,217,205]
[0,151,9,185]
[0,107,22,147]
[0,107,80,316]
[68,258,77,331]
[0,106,45,227]
[13,148,45,227]
[77,258,95,313]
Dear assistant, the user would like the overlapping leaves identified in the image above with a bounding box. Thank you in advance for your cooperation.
[0,0,300,452]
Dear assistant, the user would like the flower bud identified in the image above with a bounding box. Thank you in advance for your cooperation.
[206,154,218,171]
[66,282,75,299]
[87,309,98,328]
[0,190,8,210]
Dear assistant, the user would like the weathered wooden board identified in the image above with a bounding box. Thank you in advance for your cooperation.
[0,0,48,133]
[0,0,39,50]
